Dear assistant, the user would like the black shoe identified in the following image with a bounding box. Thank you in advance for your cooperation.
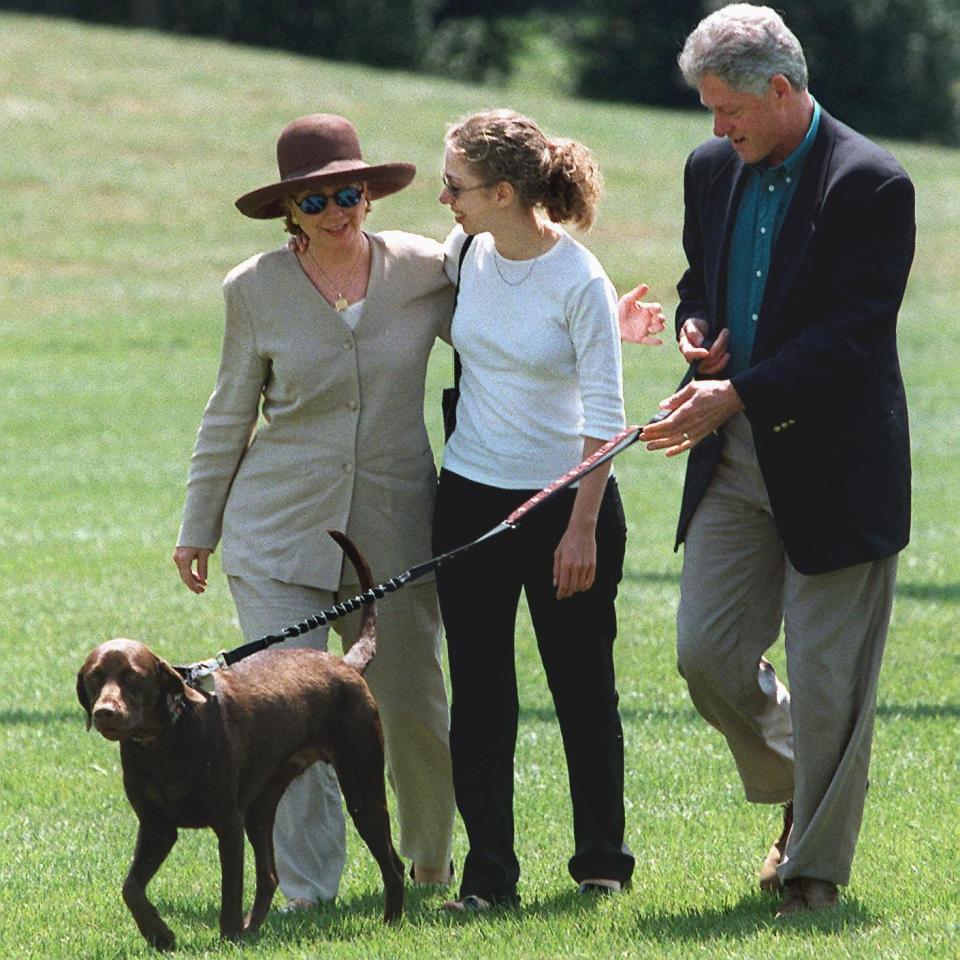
[576,880,621,896]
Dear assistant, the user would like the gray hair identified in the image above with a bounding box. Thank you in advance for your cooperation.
[678,3,808,94]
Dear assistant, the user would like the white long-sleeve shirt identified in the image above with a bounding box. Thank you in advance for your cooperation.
[442,227,625,489]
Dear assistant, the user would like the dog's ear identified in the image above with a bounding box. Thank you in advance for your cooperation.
[155,657,186,697]
[154,656,190,724]
[76,669,92,731]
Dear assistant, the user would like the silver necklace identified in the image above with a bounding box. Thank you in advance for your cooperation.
[493,248,537,286]
[306,235,367,311]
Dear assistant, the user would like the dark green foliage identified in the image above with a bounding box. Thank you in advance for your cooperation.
[1,0,441,68]
[419,15,521,85]
[572,0,703,109]
[2,0,958,141]
[781,0,960,144]
[569,0,960,144]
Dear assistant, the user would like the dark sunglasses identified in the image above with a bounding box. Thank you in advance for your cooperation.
[441,174,493,199]
[294,185,364,215]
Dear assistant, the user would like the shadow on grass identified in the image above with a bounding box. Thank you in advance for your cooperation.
[140,892,382,953]
[516,699,960,724]
[621,569,680,586]
[519,703,702,724]
[619,573,960,603]
[138,882,877,952]
[876,700,960,719]
[155,881,609,948]
[0,707,81,725]
[9,700,955,728]
[153,885,473,949]
[894,580,960,603]
[629,891,876,943]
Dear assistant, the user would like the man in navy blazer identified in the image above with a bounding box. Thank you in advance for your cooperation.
[638,3,915,917]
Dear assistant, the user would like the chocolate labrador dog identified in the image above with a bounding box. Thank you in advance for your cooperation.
[77,531,403,951]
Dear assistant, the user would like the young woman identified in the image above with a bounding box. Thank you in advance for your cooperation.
[434,110,636,911]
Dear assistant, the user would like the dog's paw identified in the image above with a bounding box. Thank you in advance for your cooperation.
[147,926,176,951]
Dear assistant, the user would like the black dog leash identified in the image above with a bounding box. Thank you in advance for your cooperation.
[182,339,715,692]
[181,425,643,691]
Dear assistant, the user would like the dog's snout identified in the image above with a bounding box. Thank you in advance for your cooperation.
[91,691,130,739]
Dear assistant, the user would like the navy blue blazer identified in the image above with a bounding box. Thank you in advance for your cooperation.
[675,109,915,575]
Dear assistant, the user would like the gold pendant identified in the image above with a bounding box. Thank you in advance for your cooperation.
[334,296,349,312]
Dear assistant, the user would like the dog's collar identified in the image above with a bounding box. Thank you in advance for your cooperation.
[177,655,225,695]
[167,692,185,723]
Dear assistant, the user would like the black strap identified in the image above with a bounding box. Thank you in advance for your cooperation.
[452,233,474,391]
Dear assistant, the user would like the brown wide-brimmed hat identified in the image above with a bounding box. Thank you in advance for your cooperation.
[235,113,417,219]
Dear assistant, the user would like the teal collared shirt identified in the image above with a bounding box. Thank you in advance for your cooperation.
[725,98,821,376]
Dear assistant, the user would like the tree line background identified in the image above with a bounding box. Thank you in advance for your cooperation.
[5,0,960,144]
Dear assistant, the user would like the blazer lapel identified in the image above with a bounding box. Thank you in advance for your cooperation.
[707,155,750,336]
[753,113,837,357]
[349,230,381,333]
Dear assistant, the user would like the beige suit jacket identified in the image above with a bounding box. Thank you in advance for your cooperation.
[177,230,454,589]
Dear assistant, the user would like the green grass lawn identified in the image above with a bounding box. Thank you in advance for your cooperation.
[1,12,958,959]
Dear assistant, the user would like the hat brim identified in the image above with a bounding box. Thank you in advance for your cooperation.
[235,161,417,219]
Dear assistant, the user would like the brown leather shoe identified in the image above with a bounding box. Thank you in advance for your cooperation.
[774,878,808,918]
[759,801,793,893]
[802,878,839,912]
[775,877,839,919]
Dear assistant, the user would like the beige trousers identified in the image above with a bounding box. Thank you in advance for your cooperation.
[228,575,455,903]
[677,413,896,886]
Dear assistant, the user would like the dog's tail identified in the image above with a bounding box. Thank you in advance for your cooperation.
[328,530,378,675]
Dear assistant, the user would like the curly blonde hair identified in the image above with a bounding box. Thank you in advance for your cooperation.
[446,109,602,230]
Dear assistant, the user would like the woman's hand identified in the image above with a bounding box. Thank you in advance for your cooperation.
[617,282,666,345]
[553,522,597,599]
[173,546,211,594]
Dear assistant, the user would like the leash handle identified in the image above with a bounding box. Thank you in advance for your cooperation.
[636,335,717,432]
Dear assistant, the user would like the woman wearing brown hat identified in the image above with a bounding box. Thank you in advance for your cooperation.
[173,114,455,908]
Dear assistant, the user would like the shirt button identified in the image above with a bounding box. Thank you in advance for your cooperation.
[751,313,758,322]
[786,176,792,183]
[768,184,775,192]
[756,270,762,278]
[347,399,358,411]
[343,462,353,473]
[760,226,767,234]
[343,339,354,350]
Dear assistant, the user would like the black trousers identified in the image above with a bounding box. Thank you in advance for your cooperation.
[433,469,635,902]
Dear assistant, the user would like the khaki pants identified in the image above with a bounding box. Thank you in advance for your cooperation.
[228,576,455,903]
[677,413,896,886]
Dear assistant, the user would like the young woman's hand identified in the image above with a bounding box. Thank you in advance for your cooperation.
[617,282,666,345]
